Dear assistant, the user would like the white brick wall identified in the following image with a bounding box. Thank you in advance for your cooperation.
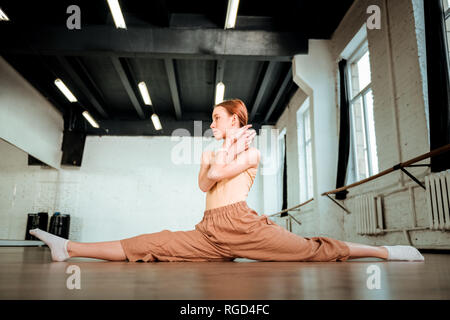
[0,135,265,242]
[279,0,450,248]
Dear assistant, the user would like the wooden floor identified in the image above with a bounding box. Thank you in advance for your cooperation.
[1,247,449,299]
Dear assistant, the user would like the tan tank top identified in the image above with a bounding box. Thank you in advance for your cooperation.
[205,166,258,210]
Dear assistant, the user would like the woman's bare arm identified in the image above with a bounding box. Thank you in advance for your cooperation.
[207,147,260,182]
[207,127,257,181]
[198,151,217,192]
[199,127,257,191]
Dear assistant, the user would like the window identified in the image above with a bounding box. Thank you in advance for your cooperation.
[297,97,313,202]
[347,41,379,182]
[278,127,287,211]
[444,0,450,63]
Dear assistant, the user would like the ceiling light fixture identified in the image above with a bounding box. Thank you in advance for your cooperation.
[54,79,77,102]
[215,82,225,105]
[106,0,127,29]
[0,8,10,21]
[224,0,240,29]
[151,113,162,131]
[82,111,99,128]
[138,81,153,105]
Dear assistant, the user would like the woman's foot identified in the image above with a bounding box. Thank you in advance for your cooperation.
[29,228,70,262]
[381,245,425,261]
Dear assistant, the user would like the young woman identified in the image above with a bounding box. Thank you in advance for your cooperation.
[30,99,424,262]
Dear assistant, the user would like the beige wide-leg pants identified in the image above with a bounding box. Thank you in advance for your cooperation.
[119,201,351,262]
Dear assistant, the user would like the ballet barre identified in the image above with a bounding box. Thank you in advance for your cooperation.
[267,198,314,232]
[321,143,450,213]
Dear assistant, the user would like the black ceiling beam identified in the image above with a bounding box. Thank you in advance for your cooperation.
[164,58,182,120]
[264,67,293,123]
[0,25,308,61]
[112,0,171,27]
[182,111,211,121]
[249,61,278,122]
[84,117,263,137]
[168,14,277,30]
[215,59,225,85]
[74,57,109,114]
[110,57,146,120]
[56,56,109,119]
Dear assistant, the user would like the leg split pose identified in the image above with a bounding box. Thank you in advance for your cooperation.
[29,201,424,263]
[29,99,424,263]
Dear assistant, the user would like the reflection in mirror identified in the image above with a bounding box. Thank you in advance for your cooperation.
[0,138,56,244]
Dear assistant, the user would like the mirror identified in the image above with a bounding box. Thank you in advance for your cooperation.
[0,138,57,243]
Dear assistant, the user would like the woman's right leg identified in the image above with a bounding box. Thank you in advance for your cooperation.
[67,240,127,261]
[226,212,389,262]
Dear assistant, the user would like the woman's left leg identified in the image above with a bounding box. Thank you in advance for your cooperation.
[67,240,127,261]
[343,241,388,260]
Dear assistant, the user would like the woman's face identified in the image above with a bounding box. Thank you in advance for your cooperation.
[210,106,239,140]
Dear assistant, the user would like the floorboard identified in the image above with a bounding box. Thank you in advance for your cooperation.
[1,247,449,299]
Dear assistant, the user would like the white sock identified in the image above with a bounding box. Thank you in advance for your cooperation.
[29,228,70,262]
[381,245,425,261]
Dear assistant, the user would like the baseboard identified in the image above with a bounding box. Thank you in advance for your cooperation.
[0,240,45,246]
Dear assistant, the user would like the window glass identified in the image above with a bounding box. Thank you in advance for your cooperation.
[357,51,371,91]
[297,98,313,202]
[365,90,379,175]
[347,41,378,183]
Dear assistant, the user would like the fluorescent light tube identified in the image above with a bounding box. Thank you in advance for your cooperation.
[138,81,153,105]
[0,8,10,21]
[54,79,77,102]
[82,111,99,128]
[151,113,162,130]
[215,82,225,105]
[106,0,127,29]
[224,0,240,29]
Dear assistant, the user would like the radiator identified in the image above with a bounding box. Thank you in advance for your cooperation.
[353,193,385,235]
[425,170,450,231]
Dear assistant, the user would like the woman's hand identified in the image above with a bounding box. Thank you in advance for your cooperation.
[224,124,253,150]
[229,127,257,157]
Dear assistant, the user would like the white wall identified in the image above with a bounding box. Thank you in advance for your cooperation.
[0,56,63,169]
[277,40,342,239]
[258,125,285,218]
[0,135,265,242]
[275,0,450,248]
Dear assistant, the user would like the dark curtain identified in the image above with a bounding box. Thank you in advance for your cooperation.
[63,104,87,132]
[282,134,288,210]
[424,0,450,171]
[61,104,87,166]
[335,59,351,200]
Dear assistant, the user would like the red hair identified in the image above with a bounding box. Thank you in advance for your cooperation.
[214,99,248,128]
